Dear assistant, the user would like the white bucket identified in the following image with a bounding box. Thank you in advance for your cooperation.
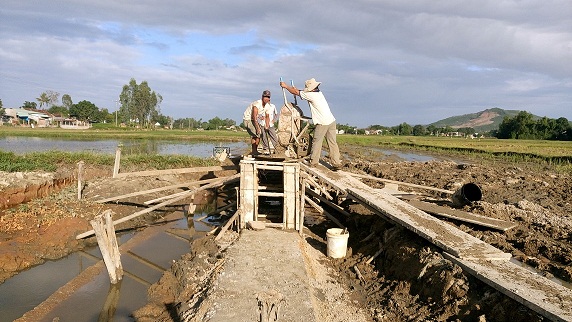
[326,228,349,258]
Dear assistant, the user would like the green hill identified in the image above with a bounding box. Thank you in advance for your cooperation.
[429,108,534,133]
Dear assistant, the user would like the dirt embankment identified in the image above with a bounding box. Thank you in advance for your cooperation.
[0,165,226,284]
[1,148,571,321]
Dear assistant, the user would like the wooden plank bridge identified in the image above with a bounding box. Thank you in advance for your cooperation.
[295,162,572,322]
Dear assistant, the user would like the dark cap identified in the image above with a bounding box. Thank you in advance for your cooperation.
[262,90,271,98]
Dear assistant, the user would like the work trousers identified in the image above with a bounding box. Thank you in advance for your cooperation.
[261,127,279,152]
[310,121,341,166]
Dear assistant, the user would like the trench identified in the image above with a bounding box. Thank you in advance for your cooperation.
[0,204,221,322]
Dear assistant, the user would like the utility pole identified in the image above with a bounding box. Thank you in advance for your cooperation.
[114,100,119,127]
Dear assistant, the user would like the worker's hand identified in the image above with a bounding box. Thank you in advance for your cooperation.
[279,81,286,88]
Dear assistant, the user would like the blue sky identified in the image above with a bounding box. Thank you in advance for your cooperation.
[1,0,571,127]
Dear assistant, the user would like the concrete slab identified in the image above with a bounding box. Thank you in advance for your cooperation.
[207,229,316,322]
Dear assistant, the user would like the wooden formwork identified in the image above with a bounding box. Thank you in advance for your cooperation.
[239,159,301,230]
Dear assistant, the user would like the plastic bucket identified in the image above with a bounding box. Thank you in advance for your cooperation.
[326,228,349,258]
[451,183,482,207]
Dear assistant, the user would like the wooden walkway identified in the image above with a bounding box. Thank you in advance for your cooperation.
[301,163,572,322]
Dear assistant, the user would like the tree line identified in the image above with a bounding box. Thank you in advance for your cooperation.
[3,80,570,140]
[493,111,571,140]
[2,78,237,130]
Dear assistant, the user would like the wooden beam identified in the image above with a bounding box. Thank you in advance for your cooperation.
[215,210,241,241]
[348,172,455,194]
[95,177,221,204]
[405,199,516,231]
[304,195,345,229]
[143,177,224,205]
[114,165,237,178]
[77,161,85,200]
[302,172,333,200]
[77,174,240,239]
[305,189,352,217]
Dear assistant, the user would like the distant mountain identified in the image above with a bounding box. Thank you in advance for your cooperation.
[429,108,536,133]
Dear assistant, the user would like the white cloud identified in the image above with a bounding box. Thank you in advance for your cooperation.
[1,0,571,127]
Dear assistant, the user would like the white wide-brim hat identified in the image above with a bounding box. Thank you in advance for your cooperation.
[303,78,321,92]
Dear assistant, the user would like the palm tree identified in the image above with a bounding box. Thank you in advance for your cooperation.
[36,92,50,109]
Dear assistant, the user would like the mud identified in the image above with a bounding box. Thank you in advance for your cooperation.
[1,146,571,321]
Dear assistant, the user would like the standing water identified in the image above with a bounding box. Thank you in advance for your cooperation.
[0,206,218,321]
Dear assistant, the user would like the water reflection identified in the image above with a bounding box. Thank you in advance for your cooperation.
[0,201,223,321]
[0,136,249,157]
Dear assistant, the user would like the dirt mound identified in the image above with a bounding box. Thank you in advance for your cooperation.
[346,158,572,282]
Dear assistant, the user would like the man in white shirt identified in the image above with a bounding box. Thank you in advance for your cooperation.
[259,97,279,154]
[243,90,271,156]
[280,78,341,170]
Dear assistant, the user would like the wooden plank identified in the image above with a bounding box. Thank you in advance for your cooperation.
[307,167,511,261]
[304,196,345,229]
[114,165,237,178]
[349,172,455,194]
[215,210,241,241]
[406,199,517,231]
[77,174,240,239]
[256,164,284,171]
[143,178,224,205]
[305,189,352,217]
[95,177,221,204]
[444,253,572,322]
[258,191,284,197]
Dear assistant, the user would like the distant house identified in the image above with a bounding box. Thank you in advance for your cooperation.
[4,108,53,127]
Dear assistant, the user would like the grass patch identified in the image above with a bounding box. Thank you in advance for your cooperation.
[338,135,572,166]
[0,150,219,173]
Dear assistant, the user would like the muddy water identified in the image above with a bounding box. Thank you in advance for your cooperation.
[0,209,218,321]
[0,136,248,157]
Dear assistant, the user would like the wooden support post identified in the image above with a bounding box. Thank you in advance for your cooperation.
[295,162,300,230]
[283,163,298,229]
[239,161,256,226]
[299,177,306,235]
[77,160,84,200]
[112,145,122,178]
[90,210,123,284]
[188,195,197,215]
